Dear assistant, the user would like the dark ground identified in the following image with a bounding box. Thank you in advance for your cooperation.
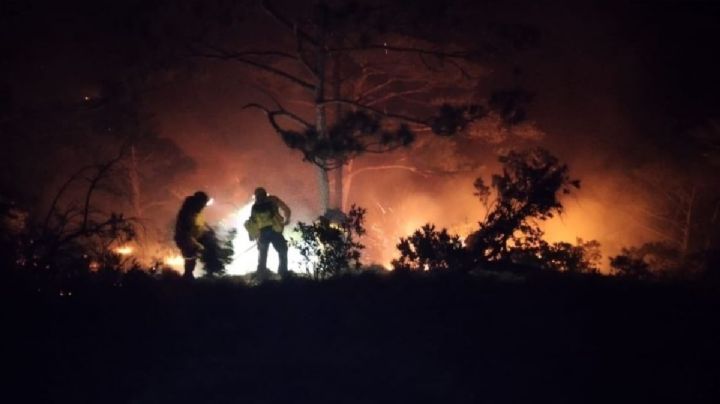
[3,271,719,403]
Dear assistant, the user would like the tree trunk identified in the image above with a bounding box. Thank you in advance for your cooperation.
[330,51,344,211]
[332,166,343,210]
[317,166,330,214]
[341,159,354,212]
[314,6,330,214]
[129,145,143,218]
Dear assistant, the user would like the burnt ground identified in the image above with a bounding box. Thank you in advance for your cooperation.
[3,271,720,403]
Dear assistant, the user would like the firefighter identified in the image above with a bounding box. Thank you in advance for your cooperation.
[174,191,211,279]
[244,187,291,277]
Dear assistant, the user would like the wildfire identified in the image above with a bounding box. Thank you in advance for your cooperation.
[163,255,185,270]
[115,245,134,256]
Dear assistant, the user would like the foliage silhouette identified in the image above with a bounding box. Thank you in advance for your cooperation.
[609,241,704,280]
[199,228,236,277]
[392,224,467,272]
[395,148,592,273]
[192,0,534,212]
[292,205,366,279]
[466,148,581,264]
[509,237,602,273]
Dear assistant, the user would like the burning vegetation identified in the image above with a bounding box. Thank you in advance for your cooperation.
[3,2,720,403]
[0,0,719,283]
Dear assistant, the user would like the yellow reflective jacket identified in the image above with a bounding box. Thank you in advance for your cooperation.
[175,210,207,253]
[244,196,288,240]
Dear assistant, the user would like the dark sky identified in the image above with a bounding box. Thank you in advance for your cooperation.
[4,0,718,149]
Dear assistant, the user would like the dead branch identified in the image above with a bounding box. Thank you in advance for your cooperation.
[243,102,312,131]
[320,98,429,127]
[42,165,93,234]
[195,44,315,90]
[329,43,480,60]
[261,0,319,47]
[80,150,127,234]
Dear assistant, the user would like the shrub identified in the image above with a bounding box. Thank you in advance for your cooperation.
[292,205,366,280]
[392,224,467,272]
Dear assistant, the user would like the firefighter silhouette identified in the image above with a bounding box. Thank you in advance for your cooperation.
[174,191,216,278]
[244,187,291,277]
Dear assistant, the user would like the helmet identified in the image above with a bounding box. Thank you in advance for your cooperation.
[192,191,209,206]
[254,187,267,199]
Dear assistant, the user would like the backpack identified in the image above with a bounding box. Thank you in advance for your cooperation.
[245,200,283,240]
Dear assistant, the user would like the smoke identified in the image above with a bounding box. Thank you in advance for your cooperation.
[4,0,718,272]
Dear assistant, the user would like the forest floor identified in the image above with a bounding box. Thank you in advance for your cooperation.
[3,270,720,403]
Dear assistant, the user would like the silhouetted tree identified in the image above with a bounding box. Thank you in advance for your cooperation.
[30,146,140,274]
[394,148,584,272]
[193,0,536,213]
[609,241,705,280]
[466,148,581,265]
[0,196,27,272]
[509,237,601,273]
[610,249,653,280]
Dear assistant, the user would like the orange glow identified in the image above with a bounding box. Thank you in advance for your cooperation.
[357,186,621,272]
[115,245,134,256]
[164,255,185,271]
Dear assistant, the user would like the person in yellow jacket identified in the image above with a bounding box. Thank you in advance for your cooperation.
[174,191,211,279]
[244,187,291,277]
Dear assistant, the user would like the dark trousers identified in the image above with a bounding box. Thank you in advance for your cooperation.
[257,227,288,274]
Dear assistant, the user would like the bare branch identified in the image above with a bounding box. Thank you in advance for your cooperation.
[296,26,319,78]
[260,89,312,127]
[321,98,429,126]
[347,164,432,179]
[195,44,315,90]
[243,102,312,131]
[330,43,479,59]
[42,165,93,234]
[365,87,433,107]
[261,0,319,46]
[58,214,141,248]
[444,58,475,80]
[77,143,130,235]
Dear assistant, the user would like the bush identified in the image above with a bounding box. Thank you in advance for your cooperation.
[609,242,701,280]
[292,205,366,280]
[199,228,236,277]
[392,224,467,272]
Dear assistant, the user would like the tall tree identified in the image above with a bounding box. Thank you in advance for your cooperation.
[194,0,534,213]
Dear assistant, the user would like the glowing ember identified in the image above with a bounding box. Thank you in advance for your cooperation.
[164,255,185,269]
[115,245,134,256]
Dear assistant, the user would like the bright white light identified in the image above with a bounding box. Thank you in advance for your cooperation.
[206,197,215,206]
[220,200,308,276]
